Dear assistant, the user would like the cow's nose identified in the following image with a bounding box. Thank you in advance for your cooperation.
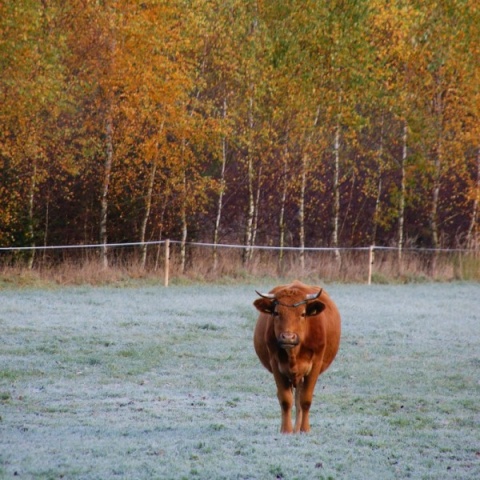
[279,332,299,344]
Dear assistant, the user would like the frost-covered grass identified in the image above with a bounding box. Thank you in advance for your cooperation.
[0,283,479,480]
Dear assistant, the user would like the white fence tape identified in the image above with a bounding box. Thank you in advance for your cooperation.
[0,240,476,253]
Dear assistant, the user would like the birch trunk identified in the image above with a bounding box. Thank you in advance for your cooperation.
[27,162,37,269]
[298,107,320,273]
[179,89,201,273]
[243,154,254,265]
[250,164,262,260]
[278,145,288,274]
[429,87,446,275]
[100,12,116,270]
[372,116,384,246]
[430,139,442,250]
[398,121,407,264]
[213,99,228,271]
[299,154,306,273]
[332,124,341,263]
[154,202,167,271]
[243,96,255,266]
[139,162,157,269]
[100,115,113,269]
[372,176,383,246]
[140,122,164,269]
[466,147,480,249]
[43,197,49,263]
[180,161,188,274]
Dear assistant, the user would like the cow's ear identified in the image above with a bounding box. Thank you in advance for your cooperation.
[254,298,275,314]
[306,301,325,316]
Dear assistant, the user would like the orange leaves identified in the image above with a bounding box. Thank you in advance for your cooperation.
[0,0,479,250]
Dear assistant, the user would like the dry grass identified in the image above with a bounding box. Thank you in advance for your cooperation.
[0,245,479,287]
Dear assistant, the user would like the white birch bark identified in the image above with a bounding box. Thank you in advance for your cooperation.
[431,145,441,250]
[180,151,188,274]
[243,95,255,266]
[27,162,37,269]
[372,116,384,246]
[213,98,228,271]
[332,124,341,262]
[398,121,407,263]
[100,115,113,270]
[250,164,262,261]
[299,154,306,272]
[278,144,288,273]
[139,162,157,269]
[466,147,480,249]
[100,10,116,270]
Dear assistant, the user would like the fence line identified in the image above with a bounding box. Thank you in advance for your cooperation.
[0,240,476,253]
[1,240,478,286]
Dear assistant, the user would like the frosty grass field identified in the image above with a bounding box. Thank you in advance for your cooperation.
[0,282,479,480]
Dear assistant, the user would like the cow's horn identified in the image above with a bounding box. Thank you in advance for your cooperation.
[305,288,322,301]
[255,290,276,299]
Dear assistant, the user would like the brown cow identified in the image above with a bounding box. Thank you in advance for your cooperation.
[253,280,341,433]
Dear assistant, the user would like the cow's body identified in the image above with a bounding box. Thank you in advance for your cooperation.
[253,280,341,433]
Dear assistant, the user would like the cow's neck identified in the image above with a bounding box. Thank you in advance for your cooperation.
[278,347,299,372]
[278,346,314,387]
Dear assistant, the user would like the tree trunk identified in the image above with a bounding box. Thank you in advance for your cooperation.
[140,161,156,269]
[372,115,384,246]
[466,147,480,249]
[298,107,320,273]
[43,197,49,264]
[250,164,262,260]
[332,124,341,263]
[100,115,113,270]
[243,95,255,266]
[27,162,37,269]
[243,153,254,265]
[429,86,446,275]
[278,144,288,274]
[398,121,407,263]
[372,176,383,246]
[100,12,116,270]
[180,165,188,274]
[299,153,306,273]
[213,98,228,271]
[154,201,167,271]
[430,143,442,250]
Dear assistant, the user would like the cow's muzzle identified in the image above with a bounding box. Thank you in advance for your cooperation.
[278,332,299,349]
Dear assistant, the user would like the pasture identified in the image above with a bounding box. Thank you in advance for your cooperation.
[0,282,479,479]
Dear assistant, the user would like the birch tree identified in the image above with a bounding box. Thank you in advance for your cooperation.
[0,1,68,263]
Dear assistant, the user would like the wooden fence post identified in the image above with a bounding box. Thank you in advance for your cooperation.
[164,239,170,287]
[368,245,375,285]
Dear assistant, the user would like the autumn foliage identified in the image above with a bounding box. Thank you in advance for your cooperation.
[1,0,479,265]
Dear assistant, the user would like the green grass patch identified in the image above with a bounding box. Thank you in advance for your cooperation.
[0,283,479,479]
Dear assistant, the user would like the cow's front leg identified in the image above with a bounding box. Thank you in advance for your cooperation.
[298,367,322,432]
[272,367,294,433]
[293,378,304,433]
[277,383,294,433]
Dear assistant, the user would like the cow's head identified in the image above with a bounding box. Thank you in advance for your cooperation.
[254,288,325,349]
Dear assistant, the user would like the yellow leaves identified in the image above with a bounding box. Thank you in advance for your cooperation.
[0,0,479,249]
